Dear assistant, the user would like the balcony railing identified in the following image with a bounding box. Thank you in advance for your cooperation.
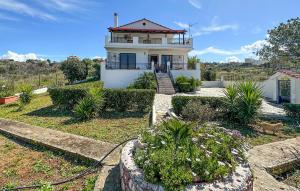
[106,36,193,48]
[138,38,162,44]
[111,37,133,43]
[106,62,151,70]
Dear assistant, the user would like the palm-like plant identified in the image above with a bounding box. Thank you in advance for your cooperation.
[224,81,262,124]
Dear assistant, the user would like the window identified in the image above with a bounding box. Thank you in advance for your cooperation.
[120,53,136,69]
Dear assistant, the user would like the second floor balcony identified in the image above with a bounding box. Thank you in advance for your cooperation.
[105,36,193,50]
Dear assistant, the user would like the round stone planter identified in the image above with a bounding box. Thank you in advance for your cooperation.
[120,140,253,191]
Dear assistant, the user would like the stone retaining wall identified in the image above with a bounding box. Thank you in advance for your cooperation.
[120,140,253,191]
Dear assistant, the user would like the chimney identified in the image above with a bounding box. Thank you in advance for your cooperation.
[114,13,118,27]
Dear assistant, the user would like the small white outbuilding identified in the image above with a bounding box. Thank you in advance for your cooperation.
[262,70,300,104]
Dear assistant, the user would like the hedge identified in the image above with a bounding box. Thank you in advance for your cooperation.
[172,96,225,115]
[283,103,300,118]
[103,89,155,112]
[49,83,155,112]
[48,81,103,109]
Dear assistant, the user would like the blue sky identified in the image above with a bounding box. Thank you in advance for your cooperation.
[0,0,299,62]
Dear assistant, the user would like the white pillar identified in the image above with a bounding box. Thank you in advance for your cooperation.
[151,61,155,71]
[167,61,170,72]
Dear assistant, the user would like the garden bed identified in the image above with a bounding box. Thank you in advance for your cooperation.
[0,134,97,190]
[120,140,253,191]
[0,96,18,105]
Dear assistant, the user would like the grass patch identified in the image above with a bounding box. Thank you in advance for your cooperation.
[221,117,300,146]
[0,93,149,144]
[0,135,96,190]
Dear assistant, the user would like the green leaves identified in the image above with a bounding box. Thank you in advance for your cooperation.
[224,81,262,124]
[127,72,157,90]
[175,76,202,93]
[135,120,246,191]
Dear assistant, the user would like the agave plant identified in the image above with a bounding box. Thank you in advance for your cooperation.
[224,81,262,124]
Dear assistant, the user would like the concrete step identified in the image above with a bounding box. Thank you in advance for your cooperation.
[155,72,175,95]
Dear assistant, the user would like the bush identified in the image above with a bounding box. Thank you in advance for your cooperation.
[182,101,216,122]
[223,81,262,124]
[203,69,216,81]
[0,84,14,98]
[103,89,155,112]
[134,119,246,191]
[128,72,157,90]
[283,103,300,118]
[74,88,105,120]
[175,76,201,92]
[172,96,225,115]
[60,57,87,83]
[48,81,103,109]
[18,84,34,110]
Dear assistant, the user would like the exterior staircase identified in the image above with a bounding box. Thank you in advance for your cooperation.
[155,73,176,95]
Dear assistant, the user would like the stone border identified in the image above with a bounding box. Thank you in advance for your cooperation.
[120,140,253,191]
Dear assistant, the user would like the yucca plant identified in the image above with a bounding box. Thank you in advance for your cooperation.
[223,81,262,124]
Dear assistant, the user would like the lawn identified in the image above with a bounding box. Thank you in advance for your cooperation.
[0,134,97,190]
[222,117,300,146]
[0,93,149,144]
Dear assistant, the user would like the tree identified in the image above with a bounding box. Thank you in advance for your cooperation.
[60,57,86,83]
[257,18,300,69]
[82,58,94,78]
[188,56,200,69]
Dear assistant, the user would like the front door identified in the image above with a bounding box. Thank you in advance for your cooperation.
[150,55,159,72]
[278,80,291,103]
[161,55,172,73]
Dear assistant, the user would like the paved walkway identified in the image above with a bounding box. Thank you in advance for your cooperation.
[0,118,120,165]
[154,88,286,118]
[248,137,300,191]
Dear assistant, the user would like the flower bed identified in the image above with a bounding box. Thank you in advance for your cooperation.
[120,120,253,191]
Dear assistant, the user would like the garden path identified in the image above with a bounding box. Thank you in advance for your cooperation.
[0,118,120,164]
[153,88,286,119]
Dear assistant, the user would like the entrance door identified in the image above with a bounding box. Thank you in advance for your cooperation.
[150,55,159,72]
[161,55,172,73]
[278,80,291,103]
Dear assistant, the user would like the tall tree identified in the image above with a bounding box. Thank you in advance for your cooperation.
[60,57,86,83]
[82,58,94,77]
[257,18,300,69]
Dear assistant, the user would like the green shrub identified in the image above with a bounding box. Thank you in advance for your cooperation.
[48,81,103,109]
[0,84,14,98]
[134,119,246,191]
[19,84,33,105]
[175,76,201,92]
[283,104,300,118]
[74,88,104,120]
[223,81,262,124]
[103,89,155,112]
[60,57,87,83]
[182,101,216,122]
[128,72,157,90]
[172,96,225,115]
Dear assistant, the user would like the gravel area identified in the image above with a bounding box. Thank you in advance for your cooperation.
[154,88,286,117]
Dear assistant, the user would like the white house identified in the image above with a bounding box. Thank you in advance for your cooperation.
[262,70,300,104]
[101,13,200,93]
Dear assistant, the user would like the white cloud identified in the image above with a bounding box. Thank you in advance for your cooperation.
[201,24,238,33]
[0,0,56,20]
[190,39,268,61]
[225,56,241,63]
[173,21,189,29]
[1,51,44,62]
[37,0,85,12]
[190,47,241,56]
[188,0,202,9]
[240,40,268,54]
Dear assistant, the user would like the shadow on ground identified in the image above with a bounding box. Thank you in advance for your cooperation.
[26,105,72,117]
[103,165,122,191]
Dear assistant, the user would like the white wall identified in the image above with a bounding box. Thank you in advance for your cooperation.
[101,64,152,88]
[295,79,300,104]
[202,81,222,88]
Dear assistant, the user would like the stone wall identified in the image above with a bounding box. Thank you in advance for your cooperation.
[120,140,253,191]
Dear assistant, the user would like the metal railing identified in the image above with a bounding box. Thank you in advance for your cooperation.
[167,38,192,45]
[110,37,133,43]
[106,62,151,70]
[139,38,162,44]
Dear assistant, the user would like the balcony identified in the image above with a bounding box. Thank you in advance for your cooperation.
[105,36,193,50]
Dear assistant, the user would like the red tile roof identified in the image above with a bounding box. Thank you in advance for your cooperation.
[279,70,300,79]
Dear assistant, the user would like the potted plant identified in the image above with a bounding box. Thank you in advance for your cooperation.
[0,85,18,104]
